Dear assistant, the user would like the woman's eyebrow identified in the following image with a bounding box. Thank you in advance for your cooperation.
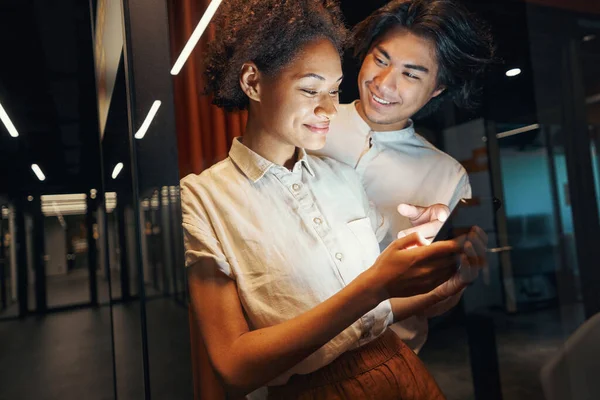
[298,73,344,82]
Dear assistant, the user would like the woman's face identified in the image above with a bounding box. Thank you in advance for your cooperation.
[257,38,343,151]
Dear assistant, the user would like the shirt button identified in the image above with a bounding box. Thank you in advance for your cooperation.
[292,183,301,191]
[335,253,343,261]
[313,217,322,225]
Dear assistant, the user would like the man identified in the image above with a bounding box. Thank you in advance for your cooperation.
[313,0,494,352]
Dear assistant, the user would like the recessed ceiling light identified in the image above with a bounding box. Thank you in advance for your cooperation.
[506,68,521,77]
[170,0,224,75]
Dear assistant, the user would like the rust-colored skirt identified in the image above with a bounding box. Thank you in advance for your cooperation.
[268,329,446,400]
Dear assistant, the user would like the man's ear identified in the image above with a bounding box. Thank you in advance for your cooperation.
[432,85,446,98]
[240,62,261,102]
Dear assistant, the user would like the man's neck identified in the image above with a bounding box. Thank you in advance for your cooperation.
[355,100,410,132]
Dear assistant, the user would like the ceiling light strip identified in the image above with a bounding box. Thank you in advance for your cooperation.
[0,102,19,137]
[31,164,46,181]
[112,162,124,179]
[135,100,162,139]
[170,0,223,75]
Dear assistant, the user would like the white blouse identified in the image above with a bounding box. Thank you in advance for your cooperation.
[181,137,393,386]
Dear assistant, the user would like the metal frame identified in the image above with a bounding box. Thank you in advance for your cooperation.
[560,38,600,318]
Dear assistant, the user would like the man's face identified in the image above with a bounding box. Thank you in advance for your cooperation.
[357,27,444,131]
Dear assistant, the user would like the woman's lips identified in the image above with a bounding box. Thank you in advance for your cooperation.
[304,124,330,134]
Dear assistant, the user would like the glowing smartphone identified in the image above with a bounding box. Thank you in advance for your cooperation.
[432,197,502,242]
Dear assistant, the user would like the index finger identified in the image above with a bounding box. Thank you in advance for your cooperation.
[398,220,444,240]
[412,234,467,262]
[470,226,488,245]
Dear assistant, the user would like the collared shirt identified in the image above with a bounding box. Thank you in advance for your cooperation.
[180,137,393,386]
[312,101,471,352]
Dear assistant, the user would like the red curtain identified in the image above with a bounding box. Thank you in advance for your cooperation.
[169,0,247,179]
[168,2,247,399]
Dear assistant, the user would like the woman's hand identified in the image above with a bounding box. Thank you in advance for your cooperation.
[368,232,465,301]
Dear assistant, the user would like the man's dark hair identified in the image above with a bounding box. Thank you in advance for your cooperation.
[353,0,495,118]
[204,0,348,111]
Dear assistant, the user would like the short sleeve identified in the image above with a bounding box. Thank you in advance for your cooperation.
[448,167,472,211]
[182,222,233,278]
[180,178,233,278]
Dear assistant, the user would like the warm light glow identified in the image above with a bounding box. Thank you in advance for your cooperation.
[31,164,46,181]
[41,193,87,202]
[112,162,124,179]
[0,101,19,137]
[105,192,117,213]
[135,100,162,139]
[41,194,87,216]
[505,68,521,77]
[40,192,116,216]
[496,123,540,139]
[583,34,596,42]
[170,0,223,75]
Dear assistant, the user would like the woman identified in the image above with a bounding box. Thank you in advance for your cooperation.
[181,0,486,398]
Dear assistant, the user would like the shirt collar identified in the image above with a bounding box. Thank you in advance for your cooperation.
[229,137,315,183]
[348,100,373,136]
[350,100,416,143]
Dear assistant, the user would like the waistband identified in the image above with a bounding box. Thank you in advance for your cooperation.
[272,329,404,393]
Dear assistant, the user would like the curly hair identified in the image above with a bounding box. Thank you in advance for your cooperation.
[352,0,495,118]
[204,0,348,110]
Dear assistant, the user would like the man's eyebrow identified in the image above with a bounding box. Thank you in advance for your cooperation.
[298,73,344,82]
[375,46,391,60]
[374,46,430,73]
[404,64,429,73]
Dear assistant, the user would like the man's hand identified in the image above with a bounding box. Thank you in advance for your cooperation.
[430,226,488,300]
[397,203,450,241]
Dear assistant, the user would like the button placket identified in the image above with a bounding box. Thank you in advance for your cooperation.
[355,139,379,178]
[274,168,349,285]
[274,168,304,199]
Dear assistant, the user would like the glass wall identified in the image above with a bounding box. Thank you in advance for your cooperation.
[0,0,116,398]
[415,1,600,400]
[0,0,191,399]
